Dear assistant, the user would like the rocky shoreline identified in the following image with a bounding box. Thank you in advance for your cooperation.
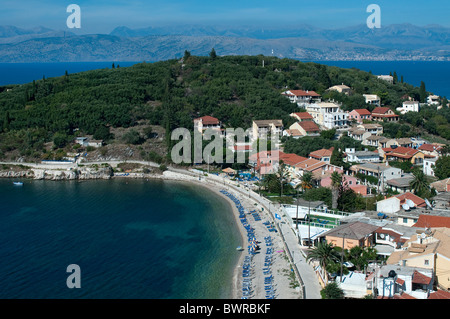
[0,167,114,181]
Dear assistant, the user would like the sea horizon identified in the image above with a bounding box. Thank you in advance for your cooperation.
[0,60,448,98]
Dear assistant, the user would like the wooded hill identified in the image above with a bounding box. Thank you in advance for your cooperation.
[0,54,448,161]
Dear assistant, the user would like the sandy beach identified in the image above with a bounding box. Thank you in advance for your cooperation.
[0,162,306,299]
[155,170,303,299]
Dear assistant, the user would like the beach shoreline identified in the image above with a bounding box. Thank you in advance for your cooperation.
[0,164,305,299]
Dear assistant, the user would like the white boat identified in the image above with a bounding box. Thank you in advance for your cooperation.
[236,246,244,251]
[13,182,24,186]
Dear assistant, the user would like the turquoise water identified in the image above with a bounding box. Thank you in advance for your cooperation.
[0,179,241,299]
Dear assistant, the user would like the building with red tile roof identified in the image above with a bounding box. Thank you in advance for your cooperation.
[383,146,426,164]
[193,115,221,134]
[348,109,372,124]
[371,107,399,122]
[290,112,314,122]
[309,148,334,161]
[288,121,321,137]
[282,89,321,106]
[413,215,450,229]
[396,192,427,208]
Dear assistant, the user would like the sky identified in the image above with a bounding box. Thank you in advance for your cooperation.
[1,0,449,34]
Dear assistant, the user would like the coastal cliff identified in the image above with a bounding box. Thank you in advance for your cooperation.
[0,166,113,181]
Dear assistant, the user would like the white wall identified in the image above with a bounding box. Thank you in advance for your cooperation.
[377,197,400,214]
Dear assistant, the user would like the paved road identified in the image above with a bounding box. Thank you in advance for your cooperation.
[198,171,323,299]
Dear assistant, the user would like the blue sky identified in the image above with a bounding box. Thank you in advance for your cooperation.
[1,0,449,34]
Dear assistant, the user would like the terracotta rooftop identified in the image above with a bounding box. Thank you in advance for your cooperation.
[280,153,308,166]
[384,146,419,159]
[291,112,314,120]
[194,115,220,125]
[372,107,392,114]
[412,271,433,285]
[413,215,450,229]
[396,192,426,208]
[418,144,442,152]
[298,121,320,132]
[309,148,333,159]
[352,109,372,116]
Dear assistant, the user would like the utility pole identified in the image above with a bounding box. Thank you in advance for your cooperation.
[340,233,345,282]
[308,199,311,248]
[296,188,299,231]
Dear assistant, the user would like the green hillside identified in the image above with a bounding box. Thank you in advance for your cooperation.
[0,54,448,161]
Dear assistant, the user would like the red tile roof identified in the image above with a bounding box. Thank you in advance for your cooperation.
[384,147,419,159]
[298,121,320,132]
[291,112,314,120]
[280,153,308,166]
[353,109,372,116]
[396,192,426,208]
[309,148,333,159]
[428,290,450,299]
[194,115,220,125]
[418,144,442,152]
[413,215,450,228]
[412,271,432,285]
[372,107,392,114]
[396,278,405,286]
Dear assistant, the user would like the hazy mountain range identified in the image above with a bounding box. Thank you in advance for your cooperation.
[0,23,449,62]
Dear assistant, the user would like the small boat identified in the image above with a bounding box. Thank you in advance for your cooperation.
[236,246,244,251]
[13,182,24,186]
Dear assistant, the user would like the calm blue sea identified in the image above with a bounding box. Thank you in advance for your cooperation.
[0,179,241,299]
[0,62,138,86]
[0,61,448,97]
[317,61,450,98]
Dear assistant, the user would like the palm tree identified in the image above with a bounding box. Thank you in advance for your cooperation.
[300,171,313,191]
[306,241,340,283]
[330,171,342,210]
[410,169,429,197]
[277,160,289,197]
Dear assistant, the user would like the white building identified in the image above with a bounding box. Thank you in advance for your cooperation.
[252,120,283,140]
[305,102,349,130]
[345,148,380,163]
[281,90,321,107]
[423,157,437,177]
[373,265,434,299]
[363,94,381,107]
[377,75,394,84]
[396,101,420,114]
[427,95,440,106]
[336,272,368,299]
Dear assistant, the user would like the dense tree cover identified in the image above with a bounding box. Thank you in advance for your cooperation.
[283,135,368,159]
[401,105,450,140]
[434,156,450,180]
[0,54,447,159]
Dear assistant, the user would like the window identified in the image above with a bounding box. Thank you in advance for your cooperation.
[403,218,408,224]
[424,260,429,266]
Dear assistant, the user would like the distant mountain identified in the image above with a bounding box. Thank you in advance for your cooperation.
[0,24,449,62]
[109,23,450,50]
[0,25,75,45]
